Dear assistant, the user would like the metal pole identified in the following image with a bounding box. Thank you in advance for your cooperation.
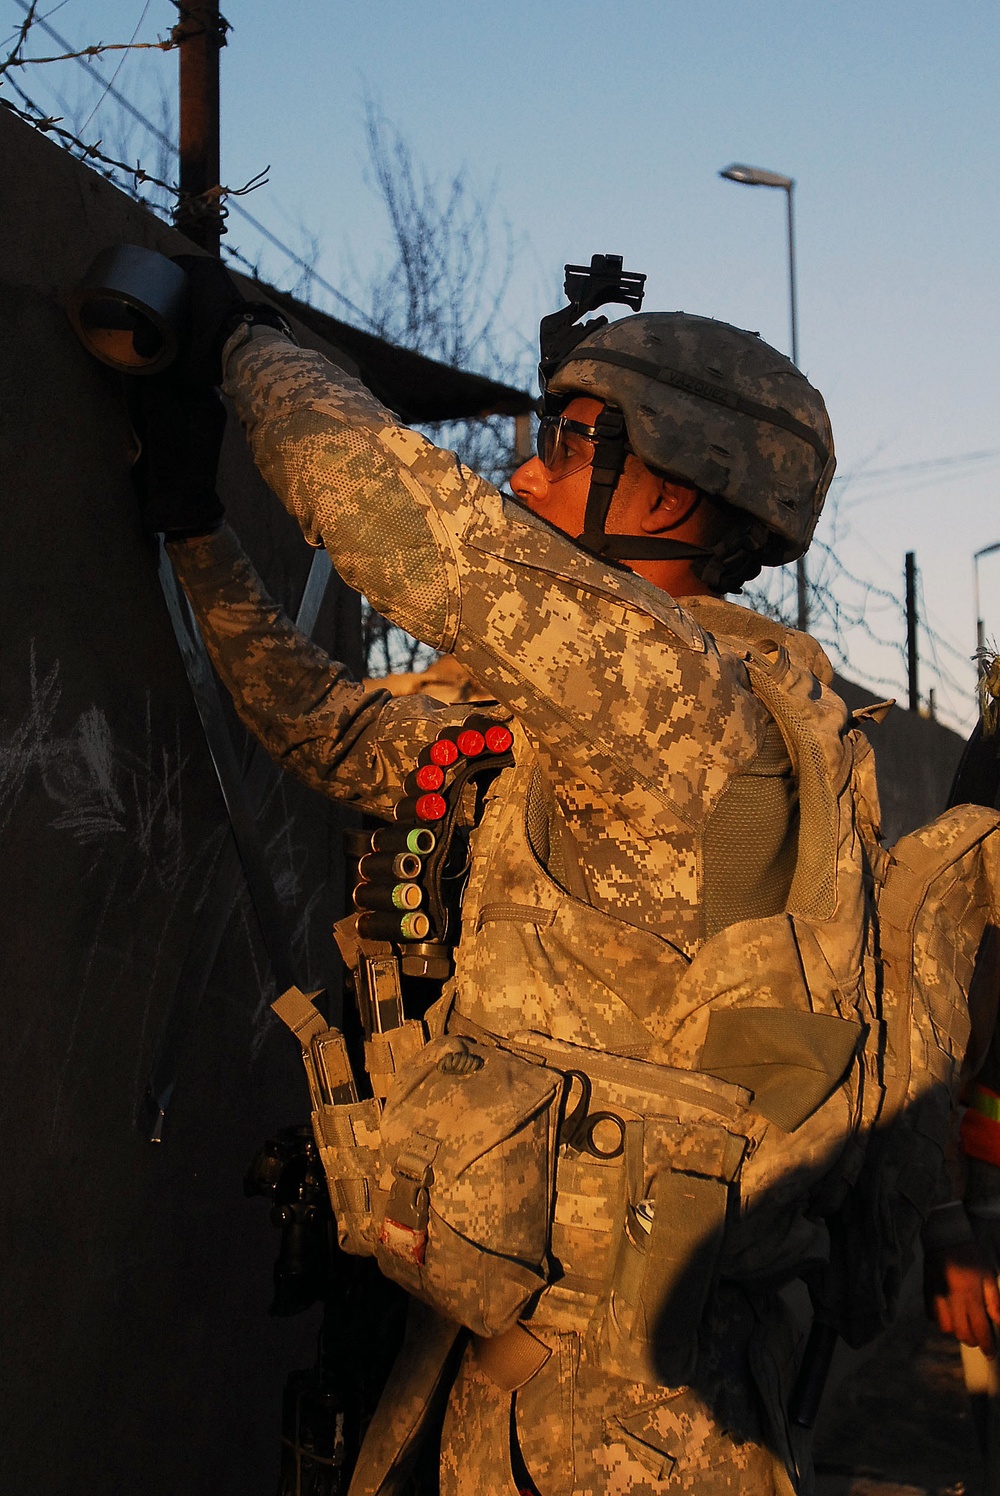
[786,183,799,368]
[718,165,809,628]
[172,2,226,255]
[973,543,1000,682]
[795,556,808,634]
[786,182,808,630]
[905,551,919,712]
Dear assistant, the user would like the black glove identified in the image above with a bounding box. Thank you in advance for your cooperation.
[127,375,227,539]
[172,254,293,386]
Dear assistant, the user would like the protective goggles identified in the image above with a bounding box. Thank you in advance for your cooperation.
[535,412,601,480]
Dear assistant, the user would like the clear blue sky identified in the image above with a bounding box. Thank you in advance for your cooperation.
[8,0,1000,729]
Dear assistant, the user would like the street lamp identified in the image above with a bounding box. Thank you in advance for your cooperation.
[719,164,798,363]
[719,162,807,628]
[973,541,1000,673]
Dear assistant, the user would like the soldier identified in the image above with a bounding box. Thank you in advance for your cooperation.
[130,255,981,1496]
[923,949,1000,1363]
[921,723,1000,1479]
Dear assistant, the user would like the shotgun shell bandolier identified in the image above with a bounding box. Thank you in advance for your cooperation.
[275,713,519,1274]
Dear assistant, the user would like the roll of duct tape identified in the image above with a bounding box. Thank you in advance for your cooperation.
[67,244,190,375]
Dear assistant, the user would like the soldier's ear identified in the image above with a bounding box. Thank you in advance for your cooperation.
[640,479,701,534]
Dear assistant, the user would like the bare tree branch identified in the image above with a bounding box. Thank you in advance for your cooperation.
[352,102,533,677]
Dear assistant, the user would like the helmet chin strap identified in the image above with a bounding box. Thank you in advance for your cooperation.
[564,399,773,594]
[582,521,771,594]
[583,534,715,563]
[574,402,717,568]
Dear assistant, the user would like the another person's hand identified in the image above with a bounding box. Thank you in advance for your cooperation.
[924,1238,1000,1356]
[127,376,226,539]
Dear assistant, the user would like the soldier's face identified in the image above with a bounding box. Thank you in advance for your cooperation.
[510,397,671,541]
[510,397,611,535]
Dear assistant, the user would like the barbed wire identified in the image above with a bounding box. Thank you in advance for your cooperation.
[3,38,177,68]
[1,84,268,215]
[819,539,973,697]
[5,0,177,148]
[744,517,975,729]
[3,0,378,328]
[916,570,974,724]
[837,449,1000,511]
[1,3,178,80]
[2,0,39,77]
[1,0,267,228]
[1,2,984,729]
[221,238,268,283]
[78,0,154,137]
[1,86,179,195]
[220,200,377,326]
[2,1,217,216]
[836,447,1000,485]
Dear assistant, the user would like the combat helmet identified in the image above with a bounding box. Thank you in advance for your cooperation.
[537,255,836,589]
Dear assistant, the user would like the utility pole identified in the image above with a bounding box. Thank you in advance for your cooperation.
[905,551,919,712]
[171,2,227,255]
[973,541,1000,691]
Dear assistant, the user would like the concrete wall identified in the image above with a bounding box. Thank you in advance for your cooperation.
[832,674,968,843]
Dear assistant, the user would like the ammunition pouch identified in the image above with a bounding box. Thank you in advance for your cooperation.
[326,1021,431,1255]
[374,1033,565,1338]
[315,1096,384,1255]
[495,1032,753,1386]
[271,985,427,1257]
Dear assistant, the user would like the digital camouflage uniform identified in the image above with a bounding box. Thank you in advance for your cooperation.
[168,328,994,1496]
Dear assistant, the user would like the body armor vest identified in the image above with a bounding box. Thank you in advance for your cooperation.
[280,620,1000,1397]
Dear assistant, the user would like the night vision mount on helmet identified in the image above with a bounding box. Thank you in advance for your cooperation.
[537,254,836,590]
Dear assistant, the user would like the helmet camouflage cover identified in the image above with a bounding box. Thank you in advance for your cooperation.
[547,311,836,562]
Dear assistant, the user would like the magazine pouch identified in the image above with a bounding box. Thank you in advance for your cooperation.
[271,984,386,1256]
[374,1033,565,1338]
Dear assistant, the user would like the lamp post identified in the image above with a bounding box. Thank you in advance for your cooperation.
[973,541,1000,679]
[719,162,807,629]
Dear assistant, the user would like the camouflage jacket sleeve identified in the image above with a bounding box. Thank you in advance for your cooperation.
[167,523,494,820]
[220,330,773,844]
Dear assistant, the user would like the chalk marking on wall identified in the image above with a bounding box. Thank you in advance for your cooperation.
[0,642,61,836]
[5,643,331,1134]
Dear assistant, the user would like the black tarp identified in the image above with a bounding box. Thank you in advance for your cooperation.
[258,286,535,423]
[0,106,514,1496]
